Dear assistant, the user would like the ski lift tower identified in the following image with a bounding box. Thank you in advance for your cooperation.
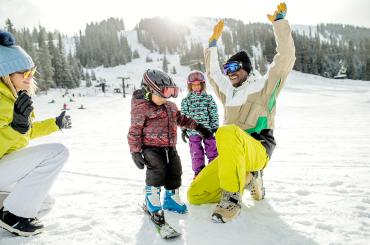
[117,77,130,98]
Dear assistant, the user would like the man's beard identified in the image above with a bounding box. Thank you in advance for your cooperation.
[232,75,248,88]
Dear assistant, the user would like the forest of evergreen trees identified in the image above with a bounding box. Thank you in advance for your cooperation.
[3,16,370,94]
[3,17,133,92]
[136,17,370,81]
[75,17,132,68]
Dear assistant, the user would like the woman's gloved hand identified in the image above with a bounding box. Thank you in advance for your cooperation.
[56,111,72,129]
[10,91,33,134]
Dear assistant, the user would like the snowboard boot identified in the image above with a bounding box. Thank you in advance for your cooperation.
[244,170,265,201]
[211,189,242,223]
[163,189,187,213]
[0,207,44,236]
[144,186,165,225]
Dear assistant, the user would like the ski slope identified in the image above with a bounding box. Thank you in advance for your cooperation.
[1,17,370,244]
[0,70,369,245]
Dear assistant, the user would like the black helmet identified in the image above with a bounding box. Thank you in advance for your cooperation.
[141,69,178,98]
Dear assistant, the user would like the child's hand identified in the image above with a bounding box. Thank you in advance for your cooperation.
[181,128,189,143]
[196,123,212,140]
[131,152,146,170]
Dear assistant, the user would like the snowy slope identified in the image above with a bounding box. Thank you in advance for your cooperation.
[1,71,369,245]
[1,19,370,245]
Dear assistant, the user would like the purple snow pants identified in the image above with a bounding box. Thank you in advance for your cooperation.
[189,135,218,175]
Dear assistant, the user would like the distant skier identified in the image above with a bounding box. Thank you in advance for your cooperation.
[63,103,67,109]
[0,30,72,236]
[128,69,212,222]
[180,71,219,180]
[187,2,296,223]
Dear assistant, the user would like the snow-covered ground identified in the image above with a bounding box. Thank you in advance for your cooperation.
[0,70,369,245]
[2,17,370,244]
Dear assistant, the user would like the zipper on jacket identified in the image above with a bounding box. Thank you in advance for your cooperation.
[164,148,169,164]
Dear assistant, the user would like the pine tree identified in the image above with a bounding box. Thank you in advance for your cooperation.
[133,49,140,59]
[162,54,168,72]
[37,26,54,93]
[91,69,96,80]
[5,19,16,36]
[258,55,267,75]
[57,33,75,88]
[254,56,259,71]
[81,68,86,80]
[86,71,92,87]
[172,66,177,74]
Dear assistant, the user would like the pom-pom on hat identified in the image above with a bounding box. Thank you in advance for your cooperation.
[227,51,253,75]
[0,30,34,77]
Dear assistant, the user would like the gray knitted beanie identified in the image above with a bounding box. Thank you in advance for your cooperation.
[0,30,34,77]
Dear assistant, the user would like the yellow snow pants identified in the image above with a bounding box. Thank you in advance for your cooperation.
[187,125,269,205]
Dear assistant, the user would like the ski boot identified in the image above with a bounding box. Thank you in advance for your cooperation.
[244,170,265,201]
[0,207,44,236]
[144,186,165,226]
[211,189,242,223]
[163,189,187,213]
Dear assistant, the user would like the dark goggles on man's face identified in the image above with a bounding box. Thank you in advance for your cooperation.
[223,62,242,75]
[188,72,205,83]
[13,67,37,79]
[157,86,178,98]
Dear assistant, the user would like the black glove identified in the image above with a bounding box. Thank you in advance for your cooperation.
[212,128,218,136]
[181,128,189,143]
[56,111,72,129]
[196,123,212,140]
[10,91,33,134]
[131,152,146,170]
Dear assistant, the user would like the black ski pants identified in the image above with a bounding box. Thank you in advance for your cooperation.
[141,146,182,190]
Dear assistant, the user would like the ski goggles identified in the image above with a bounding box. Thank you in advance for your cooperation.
[13,67,37,79]
[187,71,205,83]
[158,86,178,98]
[223,62,242,75]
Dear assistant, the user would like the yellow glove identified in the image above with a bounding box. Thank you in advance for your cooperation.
[209,20,224,47]
[267,2,287,23]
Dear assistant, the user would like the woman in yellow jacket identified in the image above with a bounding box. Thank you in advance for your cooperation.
[0,30,71,237]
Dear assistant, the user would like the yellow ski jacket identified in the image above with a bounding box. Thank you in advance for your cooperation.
[0,80,59,159]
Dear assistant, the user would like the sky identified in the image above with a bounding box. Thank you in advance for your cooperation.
[1,0,370,36]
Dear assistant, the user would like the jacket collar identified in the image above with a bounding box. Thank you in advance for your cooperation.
[233,70,262,91]
[187,90,207,97]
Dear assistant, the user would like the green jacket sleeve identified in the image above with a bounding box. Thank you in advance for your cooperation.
[30,118,60,140]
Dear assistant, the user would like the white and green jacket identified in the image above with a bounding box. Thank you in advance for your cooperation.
[204,19,296,158]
